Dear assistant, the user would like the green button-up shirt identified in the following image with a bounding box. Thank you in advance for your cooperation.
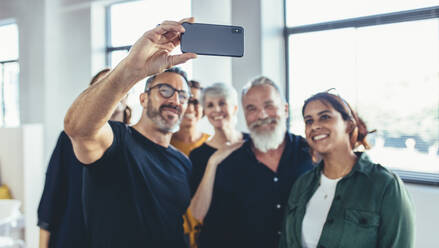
[279,152,415,248]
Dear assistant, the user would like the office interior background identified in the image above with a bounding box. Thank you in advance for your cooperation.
[0,0,438,247]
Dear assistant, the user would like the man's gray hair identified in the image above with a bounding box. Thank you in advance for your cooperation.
[201,82,238,107]
[144,67,189,91]
[241,76,285,102]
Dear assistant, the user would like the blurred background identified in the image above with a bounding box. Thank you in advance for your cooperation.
[0,0,438,247]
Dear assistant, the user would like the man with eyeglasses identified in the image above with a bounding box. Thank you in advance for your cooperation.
[64,19,197,247]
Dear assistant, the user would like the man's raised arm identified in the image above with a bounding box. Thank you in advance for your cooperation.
[64,18,197,164]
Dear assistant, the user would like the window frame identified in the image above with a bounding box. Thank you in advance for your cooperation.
[0,20,19,127]
[105,3,131,67]
[284,4,439,186]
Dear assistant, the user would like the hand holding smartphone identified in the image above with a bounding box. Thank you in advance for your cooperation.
[180,22,244,57]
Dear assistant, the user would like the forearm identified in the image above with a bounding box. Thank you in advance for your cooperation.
[64,60,137,138]
[39,229,50,248]
[189,161,219,222]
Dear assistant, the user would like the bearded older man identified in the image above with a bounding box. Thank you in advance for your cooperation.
[197,76,314,248]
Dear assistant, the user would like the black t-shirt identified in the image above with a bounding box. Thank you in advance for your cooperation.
[82,121,191,248]
[188,133,249,196]
[37,131,88,248]
[199,133,314,248]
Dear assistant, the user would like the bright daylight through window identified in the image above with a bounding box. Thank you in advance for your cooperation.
[0,22,19,127]
[106,0,191,123]
[286,1,439,184]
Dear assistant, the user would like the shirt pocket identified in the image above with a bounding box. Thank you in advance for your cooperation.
[340,209,380,248]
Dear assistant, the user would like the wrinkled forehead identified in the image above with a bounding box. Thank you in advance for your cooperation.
[151,72,189,90]
[243,84,280,105]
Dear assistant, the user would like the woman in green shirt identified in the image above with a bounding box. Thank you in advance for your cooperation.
[279,91,415,248]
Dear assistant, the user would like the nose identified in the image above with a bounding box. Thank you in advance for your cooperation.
[213,104,221,112]
[310,121,321,131]
[257,108,268,119]
[168,91,181,105]
[186,103,195,113]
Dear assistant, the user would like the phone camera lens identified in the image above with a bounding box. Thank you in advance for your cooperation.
[233,28,240,33]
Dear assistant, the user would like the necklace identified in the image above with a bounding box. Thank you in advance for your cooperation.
[320,173,341,200]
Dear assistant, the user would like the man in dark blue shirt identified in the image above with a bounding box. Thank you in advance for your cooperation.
[199,76,314,248]
[63,19,197,247]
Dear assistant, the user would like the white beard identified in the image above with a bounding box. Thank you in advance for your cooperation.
[249,116,287,153]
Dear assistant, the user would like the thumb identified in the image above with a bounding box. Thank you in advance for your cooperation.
[168,53,197,67]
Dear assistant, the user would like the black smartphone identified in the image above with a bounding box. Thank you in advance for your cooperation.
[180,22,244,57]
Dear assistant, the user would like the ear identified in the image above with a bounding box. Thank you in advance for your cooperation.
[284,102,289,118]
[346,120,356,134]
[347,120,359,148]
[139,92,148,108]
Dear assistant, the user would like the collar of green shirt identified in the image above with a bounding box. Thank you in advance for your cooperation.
[313,152,374,180]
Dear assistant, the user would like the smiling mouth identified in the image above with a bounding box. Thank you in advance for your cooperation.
[184,113,195,119]
[313,134,329,141]
[212,116,224,120]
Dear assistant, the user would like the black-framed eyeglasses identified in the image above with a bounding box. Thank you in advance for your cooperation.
[188,98,200,106]
[146,83,190,103]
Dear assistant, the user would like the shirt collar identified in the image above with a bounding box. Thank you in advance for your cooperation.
[314,152,373,178]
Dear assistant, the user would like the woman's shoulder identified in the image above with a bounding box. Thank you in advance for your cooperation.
[356,152,406,191]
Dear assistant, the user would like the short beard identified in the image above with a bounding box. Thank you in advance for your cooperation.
[249,116,287,153]
[146,99,181,134]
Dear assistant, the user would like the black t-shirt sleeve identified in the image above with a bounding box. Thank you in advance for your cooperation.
[80,121,125,168]
[37,132,70,231]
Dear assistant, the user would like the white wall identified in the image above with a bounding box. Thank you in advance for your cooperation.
[406,184,439,247]
[0,125,44,247]
[0,0,438,247]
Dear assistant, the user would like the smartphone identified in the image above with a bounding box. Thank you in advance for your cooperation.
[180,22,244,57]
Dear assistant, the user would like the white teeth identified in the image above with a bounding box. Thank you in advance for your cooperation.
[313,134,328,141]
[184,114,195,119]
[213,116,224,120]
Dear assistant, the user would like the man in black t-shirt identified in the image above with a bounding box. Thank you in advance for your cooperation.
[64,18,197,247]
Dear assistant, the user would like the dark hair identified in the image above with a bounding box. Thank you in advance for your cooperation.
[302,92,372,150]
[144,67,189,91]
[89,68,110,86]
[123,105,132,125]
[188,80,202,90]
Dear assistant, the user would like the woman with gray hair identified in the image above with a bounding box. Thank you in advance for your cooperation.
[188,82,248,224]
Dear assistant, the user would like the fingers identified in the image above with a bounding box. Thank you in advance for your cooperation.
[179,17,195,24]
[154,21,185,36]
[168,53,197,67]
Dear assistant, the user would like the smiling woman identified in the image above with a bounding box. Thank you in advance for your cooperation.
[279,91,415,248]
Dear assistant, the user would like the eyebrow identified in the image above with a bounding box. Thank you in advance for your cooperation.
[245,104,255,110]
[304,110,331,119]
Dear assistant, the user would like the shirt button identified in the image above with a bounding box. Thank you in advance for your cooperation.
[273,177,279,182]
[277,231,282,235]
[276,204,282,209]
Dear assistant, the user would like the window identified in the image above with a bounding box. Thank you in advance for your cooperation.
[0,22,19,127]
[106,0,192,123]
[285,4,439,185]
[106,0,192,74]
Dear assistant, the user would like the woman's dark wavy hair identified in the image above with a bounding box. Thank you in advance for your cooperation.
[302,91,373,151]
